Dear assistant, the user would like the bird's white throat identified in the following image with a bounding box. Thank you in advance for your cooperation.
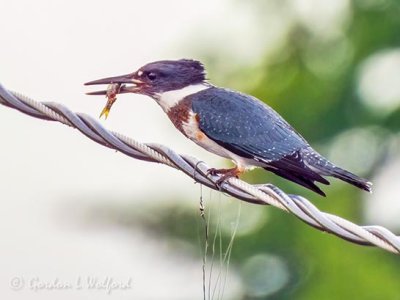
[154,83,210,112]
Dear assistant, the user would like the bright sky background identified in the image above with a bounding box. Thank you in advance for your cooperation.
[0,1,251,299]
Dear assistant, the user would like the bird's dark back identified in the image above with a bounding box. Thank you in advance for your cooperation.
[189,86,309,162]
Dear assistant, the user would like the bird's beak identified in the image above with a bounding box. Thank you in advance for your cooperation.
[84,73,143,95]
[84,72,144,119]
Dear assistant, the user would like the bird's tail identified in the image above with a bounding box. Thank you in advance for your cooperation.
[329,166,372,193]
[303,149,373,193]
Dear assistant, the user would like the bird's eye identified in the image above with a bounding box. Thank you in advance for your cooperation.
[147,72,157,81]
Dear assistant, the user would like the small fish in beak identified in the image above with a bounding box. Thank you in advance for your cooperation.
[100,83,123,119]
[85,72,143,119]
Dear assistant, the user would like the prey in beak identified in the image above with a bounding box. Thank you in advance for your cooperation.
[85,73,142,119]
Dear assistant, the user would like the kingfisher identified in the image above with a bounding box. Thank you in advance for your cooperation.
[85,59,372,196]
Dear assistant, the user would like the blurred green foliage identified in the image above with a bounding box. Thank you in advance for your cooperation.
[207,1,400,298]
[100,1,400,299]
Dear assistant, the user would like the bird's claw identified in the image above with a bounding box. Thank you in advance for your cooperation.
[206,168,219,176]
[206,167,241,187]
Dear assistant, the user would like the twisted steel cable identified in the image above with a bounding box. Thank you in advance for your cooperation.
[1,82,399,254]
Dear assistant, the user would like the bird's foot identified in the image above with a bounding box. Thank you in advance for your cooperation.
[207,167,243,186]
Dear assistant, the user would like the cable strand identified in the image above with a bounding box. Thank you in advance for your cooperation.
[0,83,399,255]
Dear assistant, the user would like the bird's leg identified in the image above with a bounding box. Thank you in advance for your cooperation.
[207,166,245,186]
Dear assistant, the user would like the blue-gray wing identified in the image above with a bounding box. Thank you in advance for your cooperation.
[189,87,330,196]
[190,87,308,162]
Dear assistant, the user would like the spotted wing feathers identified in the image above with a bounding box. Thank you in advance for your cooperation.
[190,87,307,161]
[188,87,371,196]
